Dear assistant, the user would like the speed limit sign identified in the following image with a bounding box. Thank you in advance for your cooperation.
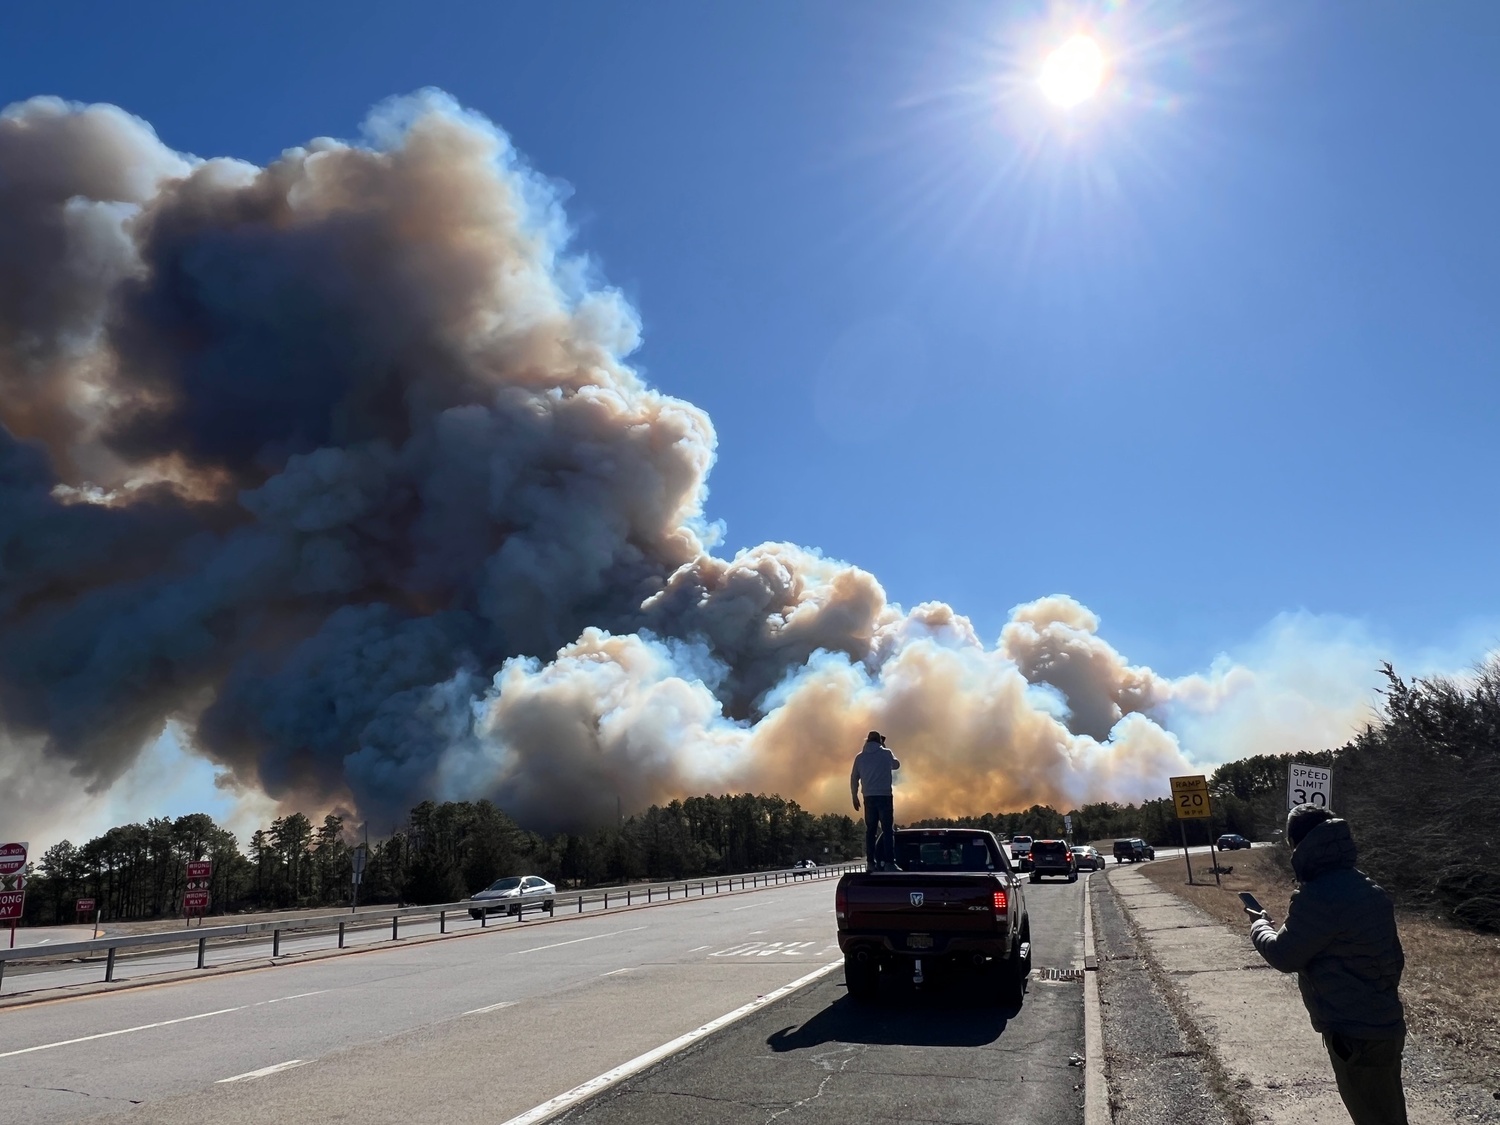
[1288,765,1332,811]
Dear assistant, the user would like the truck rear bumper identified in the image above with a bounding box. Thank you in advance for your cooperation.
[838,932,1011,962]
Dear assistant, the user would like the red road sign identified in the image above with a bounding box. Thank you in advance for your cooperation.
[0,843,27,920]
[77,897,96,914]
[186,860,212,880]
[183,891,211,911]
[0,842,27,876]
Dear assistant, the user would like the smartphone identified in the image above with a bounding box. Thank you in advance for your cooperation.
[1238,891,1266,918]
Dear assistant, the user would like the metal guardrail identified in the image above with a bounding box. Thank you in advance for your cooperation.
[0,861,863,992]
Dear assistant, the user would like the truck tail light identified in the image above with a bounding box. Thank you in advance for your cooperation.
[992,889,1008,919]
[836,882,847,923]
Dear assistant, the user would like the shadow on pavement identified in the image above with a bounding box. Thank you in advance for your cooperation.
[766,989,1015,1051]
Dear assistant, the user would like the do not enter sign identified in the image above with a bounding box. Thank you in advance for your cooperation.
[0,842,27,921]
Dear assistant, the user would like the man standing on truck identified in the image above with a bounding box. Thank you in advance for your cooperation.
[851,732,900,870]
[1248,804,1407,1125]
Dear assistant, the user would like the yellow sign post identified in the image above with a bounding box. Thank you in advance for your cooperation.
[1169,775,1216,886]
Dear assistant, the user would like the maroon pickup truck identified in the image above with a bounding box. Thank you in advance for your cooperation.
[835,829,1032,1005]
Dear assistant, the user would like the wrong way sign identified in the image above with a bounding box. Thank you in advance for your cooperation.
[0,842,27,921]
[1288,765,1332,811]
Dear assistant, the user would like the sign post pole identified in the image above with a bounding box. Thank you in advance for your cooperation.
[1178,818,1194,885]
[351,844,368,912]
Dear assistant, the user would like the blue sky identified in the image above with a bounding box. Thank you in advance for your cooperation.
[4,0,1497,687]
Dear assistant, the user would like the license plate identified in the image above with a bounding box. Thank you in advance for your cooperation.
[906,934,934,950]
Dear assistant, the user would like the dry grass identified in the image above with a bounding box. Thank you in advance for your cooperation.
[1140,849,1500,1087]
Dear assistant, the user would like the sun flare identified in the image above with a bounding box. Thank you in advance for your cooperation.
[1039,35,1106,107]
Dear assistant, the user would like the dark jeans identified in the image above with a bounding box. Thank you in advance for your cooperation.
[863,795,894,868]
[1323,1032,1408,1125]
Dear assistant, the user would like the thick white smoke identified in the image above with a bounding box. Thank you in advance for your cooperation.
[0,92,1399,837]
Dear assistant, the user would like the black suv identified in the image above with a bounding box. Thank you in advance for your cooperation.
[1028,839,1077,883]
[1216,834,1251,850]
[1112,838,1156,863]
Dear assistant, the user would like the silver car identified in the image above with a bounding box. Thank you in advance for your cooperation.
[469,875,556,919]
[1072,845,1105,872]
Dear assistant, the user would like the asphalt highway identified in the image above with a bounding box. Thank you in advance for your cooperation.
[552,870,1090,1125]
[0,875,807,997]
[0,869,1091,1125]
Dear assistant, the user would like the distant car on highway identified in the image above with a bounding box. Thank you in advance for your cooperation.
[1008,836,1034,872]
[793,859,819,877]
[1028,839,1077,883]
[1072,845,1104,871]
[469,875,556,919]
[1112,838,1156,863]
[1216,833,1251,850]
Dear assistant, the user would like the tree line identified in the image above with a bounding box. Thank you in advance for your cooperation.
[20,793,863,925]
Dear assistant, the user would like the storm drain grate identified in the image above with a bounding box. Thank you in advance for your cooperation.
[1035,967,1085,982]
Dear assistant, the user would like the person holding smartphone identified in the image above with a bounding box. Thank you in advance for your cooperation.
[1247,804,1407,1125]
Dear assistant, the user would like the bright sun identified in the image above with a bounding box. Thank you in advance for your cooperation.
[1039,35,1106,108]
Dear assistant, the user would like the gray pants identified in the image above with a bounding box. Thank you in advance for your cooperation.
[1323,1032,1407,1125]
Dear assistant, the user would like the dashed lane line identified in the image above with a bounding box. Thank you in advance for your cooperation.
[217,1059,308,1083]
[0,990,327,1060]
[463,1001,518,1016]
[506,926,645,957]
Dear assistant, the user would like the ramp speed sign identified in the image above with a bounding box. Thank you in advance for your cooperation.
[1170,776,1211,820]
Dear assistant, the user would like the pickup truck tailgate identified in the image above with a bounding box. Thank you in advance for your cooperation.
[843,873,1000,933]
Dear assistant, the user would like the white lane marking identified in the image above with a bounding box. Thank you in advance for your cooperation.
[464,1001,518,1016]
[507,926,644,957]
[0,988,328,1061]
[709,940,816,958]
[749,930,767,935]
[688,945,710,953]
[733,900,776,911]
[267,990,328,1003]
[601,968,631,977]
[217,1059,308,1083]
[497,959,842,1125]
[0,1006,246,1059]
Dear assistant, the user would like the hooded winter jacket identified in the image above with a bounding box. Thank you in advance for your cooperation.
[1250,818,1405,1039]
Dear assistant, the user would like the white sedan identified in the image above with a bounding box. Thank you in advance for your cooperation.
[468,875,556,919]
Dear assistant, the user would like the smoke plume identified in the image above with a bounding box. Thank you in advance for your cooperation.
[0,92,1370,836]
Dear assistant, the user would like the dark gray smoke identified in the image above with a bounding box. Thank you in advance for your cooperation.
[1,92,1219,835]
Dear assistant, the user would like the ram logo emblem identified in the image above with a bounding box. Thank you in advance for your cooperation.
[910,892,924,907]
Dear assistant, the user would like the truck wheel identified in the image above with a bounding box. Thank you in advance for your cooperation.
[1028,873,1039,884]
[991,946,1025,1008]
[1068,872,1077,883]
[844,954,879,1002]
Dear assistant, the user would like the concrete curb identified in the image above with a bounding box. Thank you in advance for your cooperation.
[1082,874,1108,1125]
